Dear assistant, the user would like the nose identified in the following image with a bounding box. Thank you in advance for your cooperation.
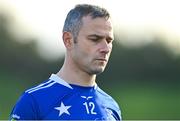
[99,40,112,54]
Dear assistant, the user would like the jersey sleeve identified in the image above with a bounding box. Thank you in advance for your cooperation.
[10,92,39,120]
[114,102,122,120]
[112,107,122,121]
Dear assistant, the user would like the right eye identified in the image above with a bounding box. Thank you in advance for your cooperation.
[91,38,99,42]
[88,37,99,42]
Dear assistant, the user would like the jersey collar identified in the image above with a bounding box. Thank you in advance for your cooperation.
[49,74,73,89]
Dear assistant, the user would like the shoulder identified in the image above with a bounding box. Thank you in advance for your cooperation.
[24,79,73,103]
[25,74,74,99]
[10,80,64,120]
[96,86,122,119]
[12,79,57,111]
[21,74,74,105]
[10,75,74,120]
[96,87,119,107]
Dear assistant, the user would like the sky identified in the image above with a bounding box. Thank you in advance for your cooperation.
[1,0,180,60]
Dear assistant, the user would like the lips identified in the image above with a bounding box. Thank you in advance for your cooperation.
[96,58,107,62]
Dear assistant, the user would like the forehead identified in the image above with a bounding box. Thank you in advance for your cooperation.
[80,16,113,37]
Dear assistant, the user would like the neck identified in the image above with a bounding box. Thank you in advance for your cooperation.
[56,58,96,87]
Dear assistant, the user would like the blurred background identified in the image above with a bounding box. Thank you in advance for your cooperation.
[0,0,180,119]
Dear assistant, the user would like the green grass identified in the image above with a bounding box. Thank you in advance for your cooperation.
[112,85,180,120]
[0,74,36,119]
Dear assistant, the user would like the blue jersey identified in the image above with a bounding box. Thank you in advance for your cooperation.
[10,74,122,120]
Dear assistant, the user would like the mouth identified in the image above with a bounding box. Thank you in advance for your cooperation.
[96,58,107,62]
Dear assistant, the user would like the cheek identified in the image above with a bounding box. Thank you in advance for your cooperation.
[74,45,92,61]
[80,42,93,55]
[74,40,96,63]
[81,46,94,60]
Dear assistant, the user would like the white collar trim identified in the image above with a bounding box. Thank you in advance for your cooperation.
[49,74,73,89]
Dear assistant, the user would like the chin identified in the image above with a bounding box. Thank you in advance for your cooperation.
[91,68,105,75]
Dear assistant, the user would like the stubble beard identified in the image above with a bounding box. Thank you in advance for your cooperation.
[88,61,107,75]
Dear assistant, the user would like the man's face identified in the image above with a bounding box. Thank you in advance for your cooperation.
[71,16,114,75]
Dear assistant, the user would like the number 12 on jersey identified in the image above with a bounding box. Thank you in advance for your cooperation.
[83,102,97,115]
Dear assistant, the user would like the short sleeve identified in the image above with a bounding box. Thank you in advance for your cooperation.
[10,92,38,120]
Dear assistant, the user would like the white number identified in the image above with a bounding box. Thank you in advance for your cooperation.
[83,102,97,115]
[89,102,97,114]
[83,102,90,114]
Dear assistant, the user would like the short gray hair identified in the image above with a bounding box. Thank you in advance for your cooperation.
[63,4,110,42]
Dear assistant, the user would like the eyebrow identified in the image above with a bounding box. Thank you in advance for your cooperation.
[87,34,113,40]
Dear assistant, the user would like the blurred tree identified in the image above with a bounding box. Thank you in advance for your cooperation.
[0,13,63,82]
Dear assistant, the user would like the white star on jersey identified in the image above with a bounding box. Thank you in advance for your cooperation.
[54,102,71,116]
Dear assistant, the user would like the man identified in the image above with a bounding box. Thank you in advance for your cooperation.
[10,4,122,120]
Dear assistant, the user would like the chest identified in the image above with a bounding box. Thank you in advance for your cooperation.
[41,93,117,120]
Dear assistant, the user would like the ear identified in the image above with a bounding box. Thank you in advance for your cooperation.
[62,32,74,49]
